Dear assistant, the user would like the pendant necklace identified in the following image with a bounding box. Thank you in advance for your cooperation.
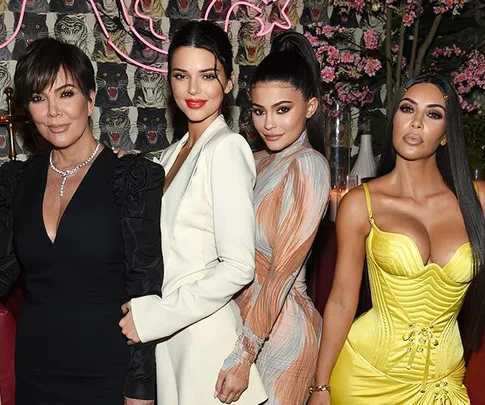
[49,141,101,197]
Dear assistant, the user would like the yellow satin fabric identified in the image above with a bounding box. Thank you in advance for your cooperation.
[330,183,472,404]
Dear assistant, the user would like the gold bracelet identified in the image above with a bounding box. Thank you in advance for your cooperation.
[308,384,331,395]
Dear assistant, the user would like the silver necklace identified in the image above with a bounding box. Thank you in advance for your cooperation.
[49,141,101,197]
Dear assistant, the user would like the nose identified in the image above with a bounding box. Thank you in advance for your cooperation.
[188,78,200,96]
[47,99,61,118]
[264,113,276,130]
[410,114,423,129]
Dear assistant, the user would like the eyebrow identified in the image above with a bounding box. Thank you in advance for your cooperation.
[172,67,220,73]
[400,97,446,112]
[252,100,294,108]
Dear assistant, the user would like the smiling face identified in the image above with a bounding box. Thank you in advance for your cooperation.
[169,46,233,134]
[392,82,447,162]
[28,66,94,150]
[250,81,318,152]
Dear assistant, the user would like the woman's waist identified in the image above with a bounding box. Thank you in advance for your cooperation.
[347,309,465,379]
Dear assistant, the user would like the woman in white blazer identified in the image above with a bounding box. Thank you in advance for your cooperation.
[119,21,267,405]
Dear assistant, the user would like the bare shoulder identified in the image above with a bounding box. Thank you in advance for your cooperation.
[337,184,371,235]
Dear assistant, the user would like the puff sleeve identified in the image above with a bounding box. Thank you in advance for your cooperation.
[0,161,25,298]
[113,155,165,400]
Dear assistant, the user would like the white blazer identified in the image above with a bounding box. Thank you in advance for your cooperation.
[131,116,267,405]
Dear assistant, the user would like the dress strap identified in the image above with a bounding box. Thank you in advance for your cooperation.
[473,180,479,195]
[362,183,374,221]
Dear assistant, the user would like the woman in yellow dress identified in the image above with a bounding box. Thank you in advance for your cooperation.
[309,74,485,405]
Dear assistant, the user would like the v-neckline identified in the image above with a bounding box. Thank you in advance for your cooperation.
[41,147,106,245]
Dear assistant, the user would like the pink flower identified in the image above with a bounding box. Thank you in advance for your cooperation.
[363,29,379,50]
[321,66,336,83]
[340,52,354,63]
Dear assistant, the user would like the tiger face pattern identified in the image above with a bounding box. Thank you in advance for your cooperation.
[93,0,117,15]
[0,63,12,110]
[95,63,132,108]
[8,0,48,13]
[133,66,166,108]
[93,16,128,63]
[201,0,233,21]
[132,0,164,19]
[129,18,167,66]
[235,21,266,66]
[300,0,329,25]
[12,13,49,60]
[165,0,199,19]
[99,108,134,149]
[269,0,299,28]
[135,107,169,152]
[236,65,257,108]
[0,15,11,61]
[54,14,88,54]
[0,114,23,158]
[49,0,90,13]
[238,107,260,150]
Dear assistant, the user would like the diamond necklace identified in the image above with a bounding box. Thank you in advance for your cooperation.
[49,141,101,197]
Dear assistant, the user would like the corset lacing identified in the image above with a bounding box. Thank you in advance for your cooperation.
[403,323,439,392]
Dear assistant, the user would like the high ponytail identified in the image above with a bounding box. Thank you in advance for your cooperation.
[250,31,325,153]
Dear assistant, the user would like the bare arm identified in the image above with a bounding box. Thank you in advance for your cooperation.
[309,187,370,404]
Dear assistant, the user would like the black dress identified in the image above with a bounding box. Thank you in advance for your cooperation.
[0,149,164,405]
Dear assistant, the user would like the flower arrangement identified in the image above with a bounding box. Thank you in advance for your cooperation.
[305,0,485,116]
[304,0,485,174]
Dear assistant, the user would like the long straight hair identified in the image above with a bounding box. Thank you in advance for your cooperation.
[378,74,485,358]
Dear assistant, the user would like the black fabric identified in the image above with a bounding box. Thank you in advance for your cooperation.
[114,155,164,400]
[0,149,164,404]
[0,160,30,298]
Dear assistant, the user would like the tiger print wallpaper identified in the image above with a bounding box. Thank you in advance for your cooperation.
[0,0,326,158]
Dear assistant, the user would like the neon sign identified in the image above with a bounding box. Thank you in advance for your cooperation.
[0,0,295,74]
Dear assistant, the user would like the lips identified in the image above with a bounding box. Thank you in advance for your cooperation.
[403,133,423,145]
[263,133,283,142]
[48,124,69,133]
[186,99,207,109]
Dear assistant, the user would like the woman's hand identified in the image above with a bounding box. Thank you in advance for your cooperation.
[307,391,331,405]
[214,369,249,404]
[112,147,137,158]
[124,397,154,405]
[119,301,141,345]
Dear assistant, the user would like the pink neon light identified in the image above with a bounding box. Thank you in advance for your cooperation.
[0,0,28,49]
[88,0,167,73]
[133,0,166,41]
[1,0,294,74]
[116,0,167,55]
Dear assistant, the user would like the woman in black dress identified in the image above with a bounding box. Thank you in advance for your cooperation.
[0,38,164,405]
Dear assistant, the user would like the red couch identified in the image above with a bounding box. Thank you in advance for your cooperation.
[0,285,22,405]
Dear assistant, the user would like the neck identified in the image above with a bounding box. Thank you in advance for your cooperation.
[186,112,220,147]
[390,156,445,199]
[51,133,99,170]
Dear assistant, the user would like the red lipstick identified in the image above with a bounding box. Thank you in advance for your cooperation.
[186,99,208,109]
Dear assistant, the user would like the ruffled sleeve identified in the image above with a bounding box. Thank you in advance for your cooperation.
[0,161,26,298]
[112,155,165,400]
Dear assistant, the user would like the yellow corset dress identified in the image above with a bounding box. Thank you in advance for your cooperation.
[330,183,472,404]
